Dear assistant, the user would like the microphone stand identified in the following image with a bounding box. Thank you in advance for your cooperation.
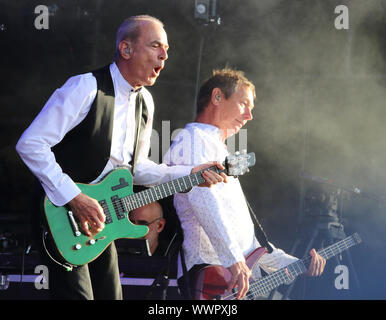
[146,233,180,300]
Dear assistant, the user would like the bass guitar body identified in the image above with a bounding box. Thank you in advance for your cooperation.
[194,247,267,300]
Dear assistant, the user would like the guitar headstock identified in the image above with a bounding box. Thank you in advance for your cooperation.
[225,150,256,177]
[352,232,362,244]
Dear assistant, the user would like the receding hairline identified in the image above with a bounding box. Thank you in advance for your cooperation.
[115,15,164,52]
[126,15,164,29]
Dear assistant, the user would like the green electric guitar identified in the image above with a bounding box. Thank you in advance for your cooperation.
[44,151,256,266]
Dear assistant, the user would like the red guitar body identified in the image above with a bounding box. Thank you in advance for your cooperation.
[194,247,267,300]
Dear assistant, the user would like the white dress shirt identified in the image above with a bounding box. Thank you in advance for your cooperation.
[16,62,192,206]
[163,122,298,278]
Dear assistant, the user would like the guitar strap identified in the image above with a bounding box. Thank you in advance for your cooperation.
[130,91,148,175]
[244,196,274,253]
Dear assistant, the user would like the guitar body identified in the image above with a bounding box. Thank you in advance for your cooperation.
[194,247,267,300]
[44,168,148,266]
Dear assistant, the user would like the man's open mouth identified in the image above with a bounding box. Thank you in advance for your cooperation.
[153,66,162,75]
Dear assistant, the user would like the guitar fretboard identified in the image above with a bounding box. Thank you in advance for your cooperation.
[121,166,221,211]
[245,233,361,299]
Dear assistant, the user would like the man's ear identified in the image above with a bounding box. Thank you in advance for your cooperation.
[211,88,223,105]
[157,218,166,232]
[119,40,132,59]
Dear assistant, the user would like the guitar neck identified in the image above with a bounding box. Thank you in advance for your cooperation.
[245,233,361,299]
[312,234,360,261]
[121,165,222,212]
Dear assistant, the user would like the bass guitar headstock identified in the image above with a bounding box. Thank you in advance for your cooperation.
[225,150,256,177]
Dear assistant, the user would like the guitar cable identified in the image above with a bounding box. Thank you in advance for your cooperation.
[42,230,75,272]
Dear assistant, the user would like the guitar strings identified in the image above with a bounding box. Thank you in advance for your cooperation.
[221,237,356,300]
[73,170,209,233]
[114,160,237,214]
[91,166,219,222]
[100,170,206,220]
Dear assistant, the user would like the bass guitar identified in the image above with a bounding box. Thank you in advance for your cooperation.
[44,151,255,266]
[194,233,362,300]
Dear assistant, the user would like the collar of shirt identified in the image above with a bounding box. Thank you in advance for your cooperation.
[186,122,222,140]
[185,122,227,154]
[110,62,143,98]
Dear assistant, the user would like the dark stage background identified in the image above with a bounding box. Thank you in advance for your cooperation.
[1,0,386,300]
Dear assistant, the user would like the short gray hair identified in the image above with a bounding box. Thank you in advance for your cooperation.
[115,15,164,56]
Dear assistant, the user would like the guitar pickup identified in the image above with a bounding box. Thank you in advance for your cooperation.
[99,200,113,224]
[111,196,125,220]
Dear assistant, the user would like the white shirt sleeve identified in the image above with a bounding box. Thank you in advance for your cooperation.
[15,73,97,206]
[257,242,299,274]
[134,159,193,187]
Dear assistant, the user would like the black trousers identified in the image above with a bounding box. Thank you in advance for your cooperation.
[32,182,122,300]
[41,233,122,300]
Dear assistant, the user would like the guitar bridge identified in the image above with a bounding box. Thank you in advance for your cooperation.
[67,211,81,237]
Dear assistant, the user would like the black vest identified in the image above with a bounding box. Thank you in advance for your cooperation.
[52,65,120,183]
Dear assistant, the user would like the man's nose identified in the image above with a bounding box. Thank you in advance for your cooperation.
[244,108,253,121]
[159,47,168,61]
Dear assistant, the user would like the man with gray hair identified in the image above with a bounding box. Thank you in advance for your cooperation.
[16,15,226,299]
